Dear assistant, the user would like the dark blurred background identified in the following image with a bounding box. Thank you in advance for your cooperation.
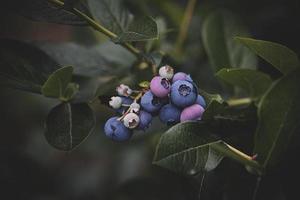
[0,0,300,200]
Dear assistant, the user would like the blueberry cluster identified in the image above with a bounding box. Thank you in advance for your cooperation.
[104,65,206,141]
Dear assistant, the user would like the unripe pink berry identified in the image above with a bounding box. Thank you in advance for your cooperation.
[180,104,205,122]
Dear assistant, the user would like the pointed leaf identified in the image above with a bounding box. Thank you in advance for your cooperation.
[116,16,158,42]
[201,11,257,72]
[235,37,299,75]
[42,66,77,101]
[216,68,272,98]
[88,0,132,35]
[254,69,300,169]
[42,66,73,97]
[45,103,95,151]
[153,122,263,175]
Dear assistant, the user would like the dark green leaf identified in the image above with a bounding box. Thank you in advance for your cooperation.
[153,122,263,175]
[216,68,272,99]
[42,66,78,101]
[0,39,59,93]
[116,16,158,42]
[201,11,257,72]
[45,103,95,151]
[88,0,132,35]
[35,42,136,76]
[202,100,227,120]
[6,0,88,25]
[235,37,300,75]
[254,69,300,169]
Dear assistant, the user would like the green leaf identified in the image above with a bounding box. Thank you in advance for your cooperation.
[35,42,136,76]
[35,41,136,102]
[198,89,223,105]
[116,16,158,42]
[45,103,95,151]
[216,68,272,99]
[88,0,132,35]
[88,0,157,42]
[254,69,300,169]
[42,66,78,101]
[202,100,227,120]
[153,122,263,175]
[235,37,300,75]
[201,11,257,72]
[6,0,88,25]
[0,39,59,93]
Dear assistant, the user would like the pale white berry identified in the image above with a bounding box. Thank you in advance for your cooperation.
[123,113,140,129]
[116,84,132,97]
[109,96,122,109]
[159,65,174,79]
[130,102,140,113]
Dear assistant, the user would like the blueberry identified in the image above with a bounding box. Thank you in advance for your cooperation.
[172,72,187,83]
[116,97,133,114]
[137,110,152,130]
[180,104,205,122]
[140,91,165,113]
[104,117,132,141]
[170,80,197,107]
[196,94,206,108]
[186,74,194,82]
[150,76,171,98]
[159,104,181,125]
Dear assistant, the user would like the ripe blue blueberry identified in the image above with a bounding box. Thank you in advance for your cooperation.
[180,104,205,122]
[196,94,206,108]
[150,76,171,98]
[159,104,181,125]
[116,97,133,114]
[104,117,132,141]
[170,80,197,108]
[140,91,166,113]
[137,110,152,130]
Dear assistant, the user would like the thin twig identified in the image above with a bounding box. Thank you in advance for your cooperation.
[174,0,197,54]
[198,173,206,200]
[252,176,262,200]
[227,97,252,107]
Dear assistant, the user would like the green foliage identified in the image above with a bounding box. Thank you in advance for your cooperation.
[45,103,95,151]
[0,39,59,93]
[216,68,272,99]
[42,66,78,101]
[88,0,158,42]
[236,37,300,75]
[254,69,300,170]
[201,11,257,72]
[154,122,262,175]
[88,0,132,35]
[116,16,158,42]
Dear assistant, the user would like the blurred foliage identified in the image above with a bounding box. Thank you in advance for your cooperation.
[0,0,300,200]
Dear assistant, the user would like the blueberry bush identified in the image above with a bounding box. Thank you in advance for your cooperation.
[1,0,300,199]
